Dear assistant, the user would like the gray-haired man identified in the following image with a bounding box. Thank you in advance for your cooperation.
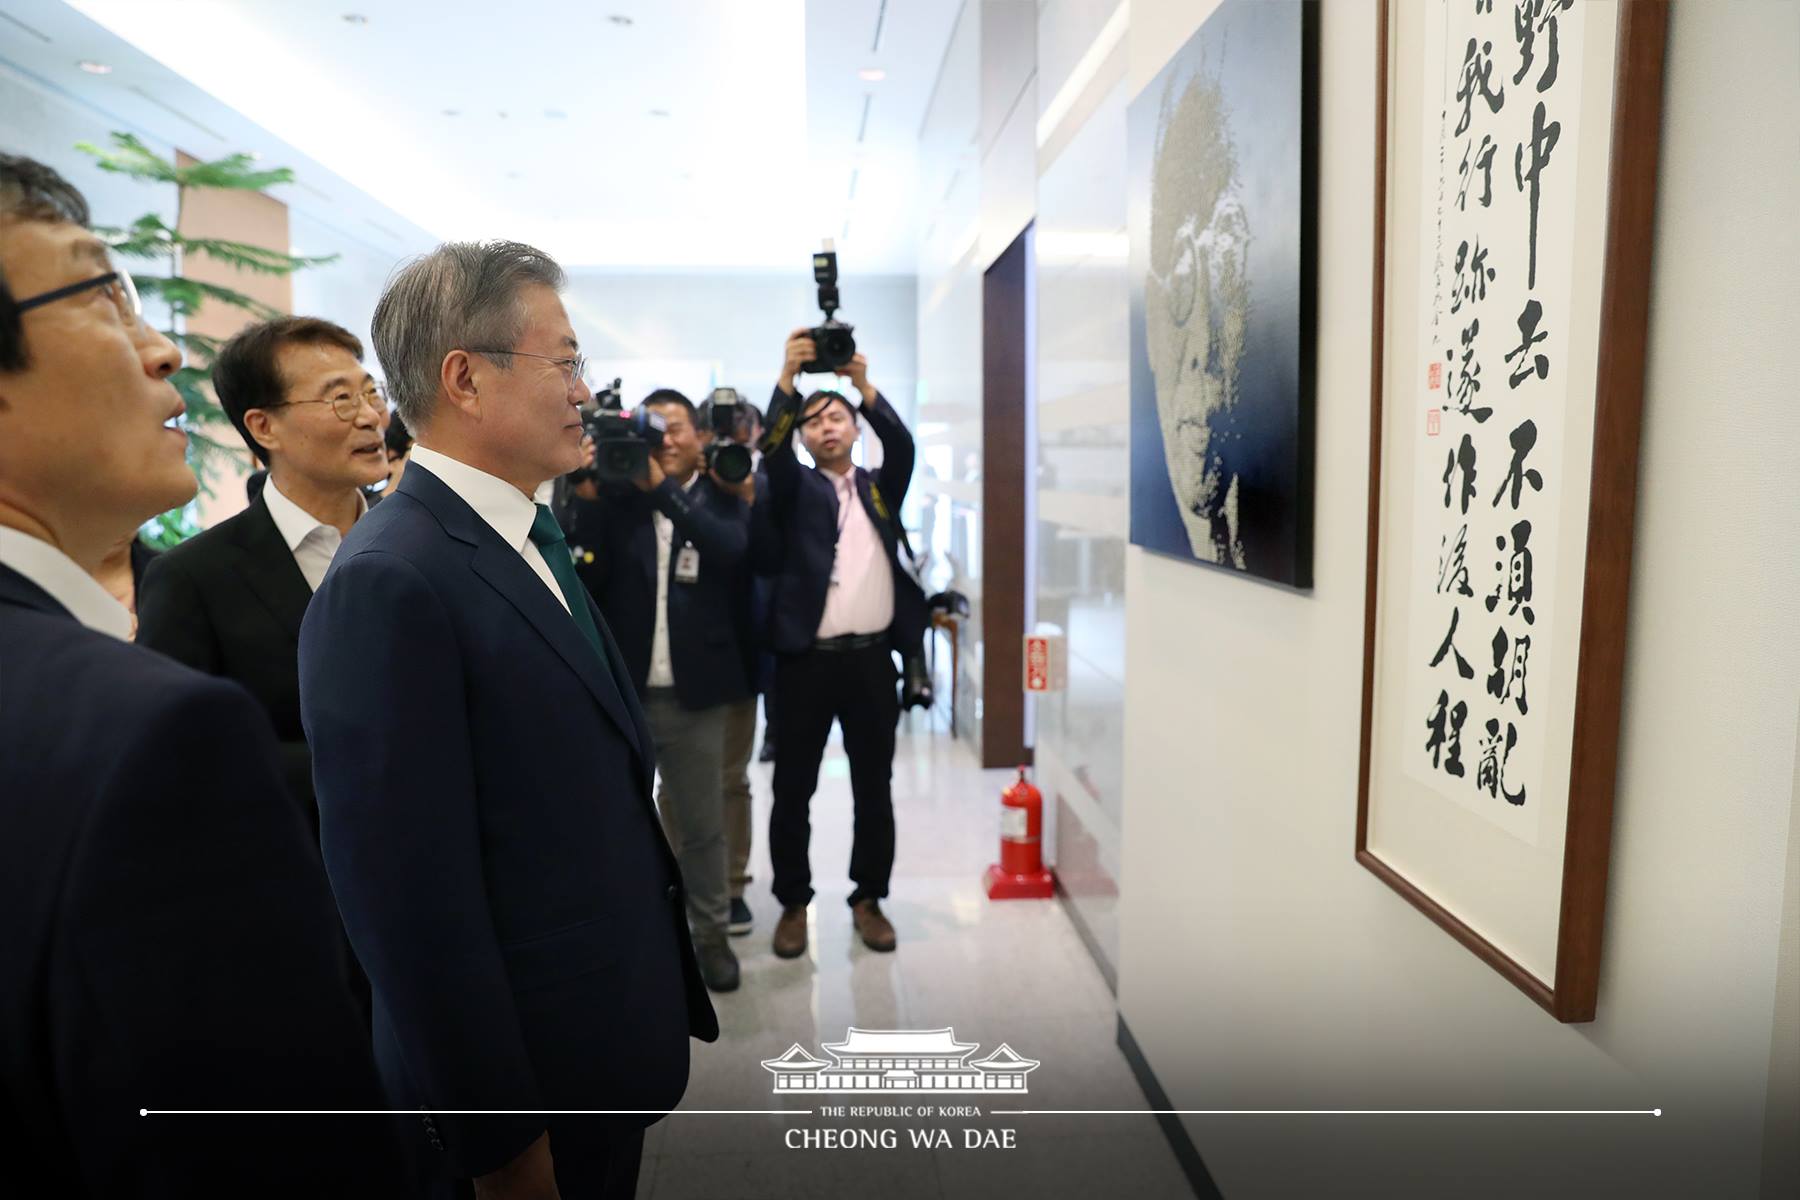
[298,241,718,1199]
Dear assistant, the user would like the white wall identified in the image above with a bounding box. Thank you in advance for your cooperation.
[1116,2,1800,1198]
[558,270,916,419]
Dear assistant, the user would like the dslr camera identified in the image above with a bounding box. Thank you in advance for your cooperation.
[700,387,754,485]
[802,240,856,375]
[572,378,667,487]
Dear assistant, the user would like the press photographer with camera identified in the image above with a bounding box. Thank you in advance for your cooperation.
[562,388,755,992]
[756,264,927,958]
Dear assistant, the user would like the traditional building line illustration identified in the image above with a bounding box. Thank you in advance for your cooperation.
[762,1027,1040,1093]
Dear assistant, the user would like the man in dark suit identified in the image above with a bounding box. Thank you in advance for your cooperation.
[755,329,926,959]
[138,317,389,825]
[564,388,754,993]
[0,153,402,1196]
[300,241,717,1199]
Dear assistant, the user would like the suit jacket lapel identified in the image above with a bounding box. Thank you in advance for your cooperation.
[229,497,313,641]
[398,466,644,760]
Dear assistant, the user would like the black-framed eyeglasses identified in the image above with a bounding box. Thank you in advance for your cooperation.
[15,269,144,330]
[467,347,589,393]
[264,383,387,422]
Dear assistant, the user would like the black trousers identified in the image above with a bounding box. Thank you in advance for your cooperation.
[442,1122,643,1200]
[769,641,899,908]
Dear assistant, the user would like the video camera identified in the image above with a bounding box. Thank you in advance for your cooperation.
[700,387,754,485]
[802,240,856,375]
[572,378,667,487]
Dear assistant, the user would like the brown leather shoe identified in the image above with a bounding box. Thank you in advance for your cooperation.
[851,899,897,953]
[772,905,809,959]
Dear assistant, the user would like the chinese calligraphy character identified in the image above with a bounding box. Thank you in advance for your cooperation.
[1451,318,1492,422]
[1429,606,1476,680]
[1438,524,1474,597]
[1492,420,1544,510]
[1477,718,1527,806]
[1425,690,1470,777]
[1504,298,1551,388]
[1485,519,1536,625]
[1457,134,1498,211]
[1487,627,1531,715]
[1443,433,1478,513]
[1514,101,1562,287]
[1512,0,1574,93]
[1455,38,1506,137]
[1451,239,1496,313]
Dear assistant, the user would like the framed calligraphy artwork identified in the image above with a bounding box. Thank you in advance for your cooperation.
[1357,0,1667,1022]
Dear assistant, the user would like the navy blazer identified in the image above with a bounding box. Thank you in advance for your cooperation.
[0,563,403,1197]
[565,474,751,712]
[754,387,927,656]
[136,496,319,823]
[297,462,718,1180]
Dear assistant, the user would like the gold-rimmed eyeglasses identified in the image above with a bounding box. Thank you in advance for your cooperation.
[266,384,387,422]
[468,347,589,393]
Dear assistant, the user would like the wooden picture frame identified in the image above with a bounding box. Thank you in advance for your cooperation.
[1357,0,1668,1023]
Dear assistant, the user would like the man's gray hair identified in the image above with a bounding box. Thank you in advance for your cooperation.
[370,240,565,429]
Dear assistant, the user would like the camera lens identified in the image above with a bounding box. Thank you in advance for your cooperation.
[709,442,752,484]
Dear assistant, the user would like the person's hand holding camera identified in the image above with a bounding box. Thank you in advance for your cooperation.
[710,465,756,507]
[778,327,816,396]
[843,352,876,407]
[632,451,667,494]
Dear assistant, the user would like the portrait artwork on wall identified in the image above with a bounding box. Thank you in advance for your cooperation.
[1126,0,1316,587]
[1357,0,1667,1022]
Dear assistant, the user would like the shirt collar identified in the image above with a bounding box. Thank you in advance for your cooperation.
[409,445,541,552]
[0,526,133,640]
[262,477,364,551]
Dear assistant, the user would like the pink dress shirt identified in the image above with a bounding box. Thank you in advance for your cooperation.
[815,465,895,639]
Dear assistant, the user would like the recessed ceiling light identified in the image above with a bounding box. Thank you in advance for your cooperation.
[544,108,567,119]
[497,110,509,119]
[649,108,670,117]
[77,60,112,75]
[858,67,886,82]
[442,108,460,117]
[505,170,523,180]
[342,13,368,24]
[608,14,633,26]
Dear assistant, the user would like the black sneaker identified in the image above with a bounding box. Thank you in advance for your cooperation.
[728,897,754,937]
[695,938,740,992]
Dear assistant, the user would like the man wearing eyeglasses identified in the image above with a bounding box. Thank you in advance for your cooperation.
[138,317,389,834]
[299,241,717,1199]
[0,155,404,1194]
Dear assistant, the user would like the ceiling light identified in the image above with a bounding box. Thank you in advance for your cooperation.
[858,67,886,82]
[442,108,460,117]
[497,110,509,119]
[649,108,670,117]
[342,13,368,24]
[608,14,633,26]
[544,108,567,119]
[77,60,112,74]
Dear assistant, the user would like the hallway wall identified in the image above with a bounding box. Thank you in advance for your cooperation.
[1115,2,1800,1196]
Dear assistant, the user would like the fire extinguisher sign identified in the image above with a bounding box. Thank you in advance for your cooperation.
[1023,634,1063,692]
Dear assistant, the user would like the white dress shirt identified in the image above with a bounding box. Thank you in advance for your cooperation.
[645,473,702,688]
[0,526,133,640]
[261,478,366,593]
[408,445,569,614]
[816,464,895,639]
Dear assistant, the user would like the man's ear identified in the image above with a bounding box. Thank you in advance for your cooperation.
[243,408,281,457]
[441,349,481,419]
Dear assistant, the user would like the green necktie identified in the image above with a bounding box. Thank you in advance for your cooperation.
[528,504,607,667]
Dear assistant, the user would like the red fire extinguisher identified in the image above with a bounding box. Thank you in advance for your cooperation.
[984,766,1055,900]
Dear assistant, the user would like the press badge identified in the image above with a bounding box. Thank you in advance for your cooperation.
[674,546,700,583]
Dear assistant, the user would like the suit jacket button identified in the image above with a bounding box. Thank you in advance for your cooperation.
[666,884,679,901]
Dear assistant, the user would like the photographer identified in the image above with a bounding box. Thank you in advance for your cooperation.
[564,388,754,992]
[756,330,926,959]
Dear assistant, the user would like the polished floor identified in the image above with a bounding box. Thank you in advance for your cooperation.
[637,714,1193,1199]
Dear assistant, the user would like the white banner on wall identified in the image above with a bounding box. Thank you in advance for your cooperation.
[1399,0,1589,847]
